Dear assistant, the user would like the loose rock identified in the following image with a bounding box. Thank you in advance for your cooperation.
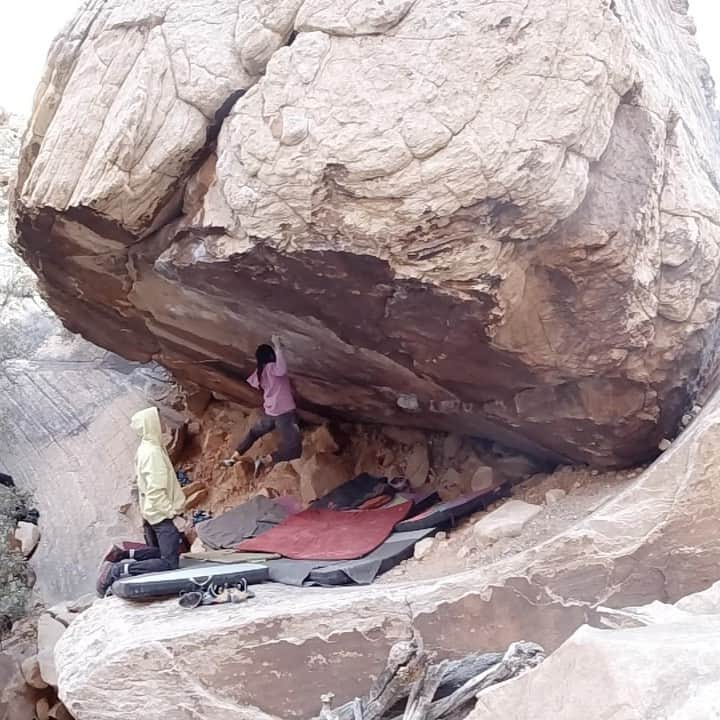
[471,466,495,492]
[473,501,542,545]
[20,655,47,689]
[37,614,67,687]
[14,522,40,558]
[545,489,566,505]
[414,538,435,561]
[36,698,51,720]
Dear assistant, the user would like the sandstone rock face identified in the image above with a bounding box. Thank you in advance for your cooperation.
[55,390,720,719]
[472,587,720,719]
[11,0,720,467]
[1,109,178,604]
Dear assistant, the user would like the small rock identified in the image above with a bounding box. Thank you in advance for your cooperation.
[413,537,435,560]
[439,468,465,494]
[658,439,672,451]
[493,455,539,482]
[590,470,599,477]
[48,602,75,627]
[397,393,419,411]
[20,655,47,689]
[545,489,566,505]
[471,465,495,492]
[67,593,96,614]
[49,702,73,720]
[681,414,693,428]
[305,424,339,455]
[37,614,67,687]
[36,698,51,720]
[692,404,702,415]
[442,434,463,463]
[473,500,542,545]
[14,522,40,558]
[573,481,582,490]
[435,531,448,541]
[190,537,206,554]
[405,442,430,488]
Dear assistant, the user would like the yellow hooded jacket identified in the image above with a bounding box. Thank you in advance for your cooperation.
[130,407,185,526]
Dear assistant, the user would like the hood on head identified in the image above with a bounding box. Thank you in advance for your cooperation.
[130,407,162,443]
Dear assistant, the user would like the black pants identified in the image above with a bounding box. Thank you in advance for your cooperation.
[111,519,181,582]
[236,411,302,463]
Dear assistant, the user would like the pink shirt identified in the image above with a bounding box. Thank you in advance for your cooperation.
[247,347,296,417]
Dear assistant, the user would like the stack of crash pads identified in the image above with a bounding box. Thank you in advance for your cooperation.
[237,477,512,587]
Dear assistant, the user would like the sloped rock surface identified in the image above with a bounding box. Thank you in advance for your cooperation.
[11,0,720,467]
[1,109,176,604]
[471,587,720,719]
[55,390,720,719]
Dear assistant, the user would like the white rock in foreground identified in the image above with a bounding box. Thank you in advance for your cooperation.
[37,614,66,688]
[473,500,542,545]
[472,591,720,719]
[14,521,40,557]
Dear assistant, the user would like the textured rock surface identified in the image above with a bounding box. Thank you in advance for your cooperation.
[11,0,720,467]
[472,587,720,719]
[1,109,177,604]
[56,390,720,719]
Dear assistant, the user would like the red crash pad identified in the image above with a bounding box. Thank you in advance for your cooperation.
[236,501,412,561]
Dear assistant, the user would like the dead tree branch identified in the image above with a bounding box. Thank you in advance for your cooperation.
[315,638,544,720]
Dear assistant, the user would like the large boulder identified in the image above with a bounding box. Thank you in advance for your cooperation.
[10,0,720,467]
[471,585,720,719]
[55,389,720,719]
[1,109,177,604]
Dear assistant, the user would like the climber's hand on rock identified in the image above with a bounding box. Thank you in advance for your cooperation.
[271,334,282,348]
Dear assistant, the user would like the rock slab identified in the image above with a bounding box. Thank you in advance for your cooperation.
[472,592,720,719]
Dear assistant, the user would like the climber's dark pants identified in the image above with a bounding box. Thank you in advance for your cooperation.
[235,411,302,464]
[110,519,181,581]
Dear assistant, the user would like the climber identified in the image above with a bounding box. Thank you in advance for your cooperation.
[96,406,186,597]
[222,335,302,474]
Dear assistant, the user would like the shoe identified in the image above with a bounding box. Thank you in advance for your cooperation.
[178,582,255,609]
[178,590,204,609]
[220,458,236,468]
[96,561,115,598]
[102,544,126,563]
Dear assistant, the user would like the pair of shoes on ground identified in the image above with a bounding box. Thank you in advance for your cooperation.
[178,582,255,610]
